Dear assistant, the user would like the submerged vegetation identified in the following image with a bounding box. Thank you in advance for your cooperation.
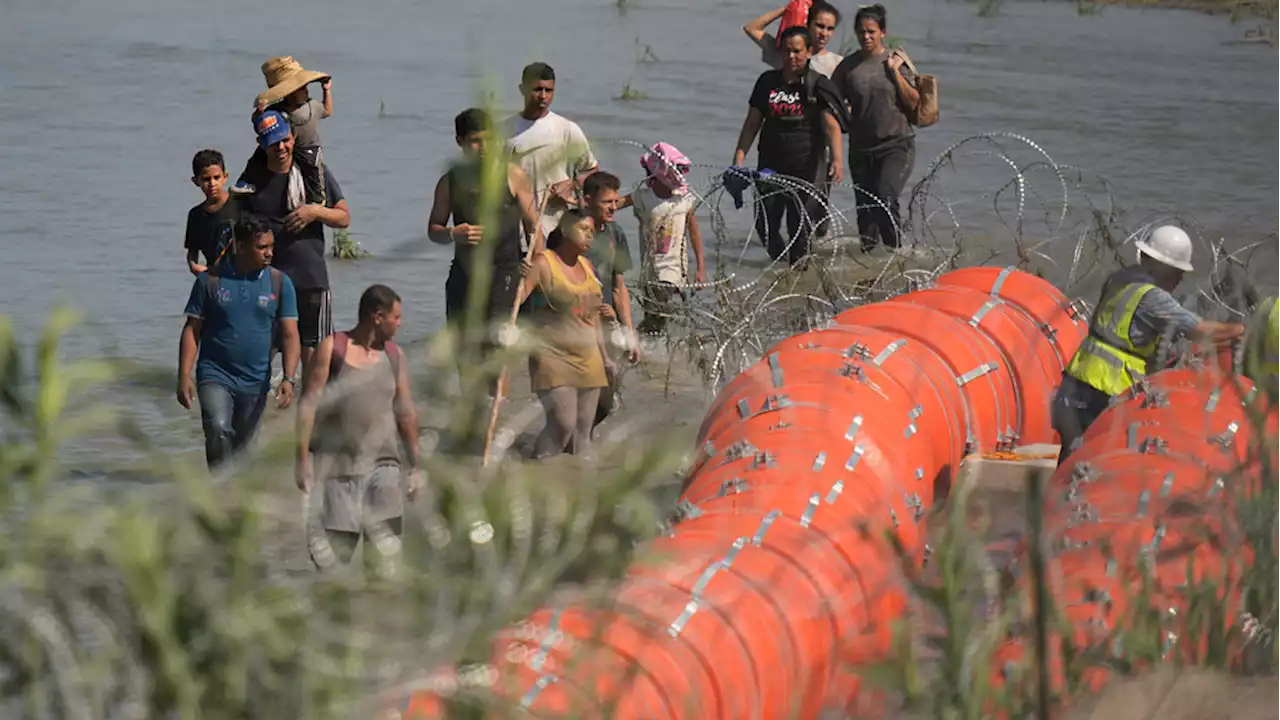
[331,228,372,260]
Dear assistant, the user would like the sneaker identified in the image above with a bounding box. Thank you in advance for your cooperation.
[229,181,257,196]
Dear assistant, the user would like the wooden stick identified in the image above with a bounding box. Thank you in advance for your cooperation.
[481,188,552,466]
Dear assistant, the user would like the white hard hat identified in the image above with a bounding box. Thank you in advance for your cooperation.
[1135,225,1194,272]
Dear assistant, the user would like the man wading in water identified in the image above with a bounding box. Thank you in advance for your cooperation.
[429,108,542,389]
[240,110,351,368]
[296,285,425,578]
[178,215,300,470]
[504,62,600,240]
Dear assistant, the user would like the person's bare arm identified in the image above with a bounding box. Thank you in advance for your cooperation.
[186,248,206,275]
[176,317,202,408]
[277,318,300,408]
[822,110,844,185]
[515,255,550,307]
[733,108,765,166]
[509,164,544,254]
[744,3,788,43]
[887,53,920,113]
[427,174,457,245]
[392,348,421,471]
[296,335,334,465]
[688,211,707,283]
[320,78,333,118]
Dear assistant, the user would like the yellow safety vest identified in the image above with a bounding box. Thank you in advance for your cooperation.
[1244,296,1278,400]
[1066,282,1158,396]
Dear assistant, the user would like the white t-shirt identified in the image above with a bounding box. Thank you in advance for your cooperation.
[810,50,843,78]
[632,185,697,287]
[504,111,598,238]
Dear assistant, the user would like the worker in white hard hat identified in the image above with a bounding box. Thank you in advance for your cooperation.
[1052,225,1246,466]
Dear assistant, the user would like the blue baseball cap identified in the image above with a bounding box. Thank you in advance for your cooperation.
[255,110,291,148]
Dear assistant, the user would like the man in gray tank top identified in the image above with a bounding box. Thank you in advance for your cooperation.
[296,284,425,578]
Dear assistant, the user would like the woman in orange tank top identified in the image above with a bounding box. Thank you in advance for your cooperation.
[515,209,616,458]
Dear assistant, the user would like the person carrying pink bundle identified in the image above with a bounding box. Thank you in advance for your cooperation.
[631,142,707,335]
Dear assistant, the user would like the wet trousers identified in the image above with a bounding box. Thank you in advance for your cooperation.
[848,137,915,249]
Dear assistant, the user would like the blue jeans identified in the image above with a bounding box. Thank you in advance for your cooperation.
[197,382,268,469]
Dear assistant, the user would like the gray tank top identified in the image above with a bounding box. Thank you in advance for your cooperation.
[311,345,401,476]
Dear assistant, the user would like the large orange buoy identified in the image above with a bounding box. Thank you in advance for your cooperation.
[888,285,1063,444]
[837,302,1020,452]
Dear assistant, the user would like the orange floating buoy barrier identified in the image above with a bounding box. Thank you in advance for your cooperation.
[393,267,1276,719]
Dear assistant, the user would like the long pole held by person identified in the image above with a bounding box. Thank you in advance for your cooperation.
[481,190,552,466]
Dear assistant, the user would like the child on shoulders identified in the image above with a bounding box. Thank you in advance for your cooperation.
[232,56,333,206]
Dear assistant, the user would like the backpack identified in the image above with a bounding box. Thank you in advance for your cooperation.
[205,267,285,320]
[329,331,402,381]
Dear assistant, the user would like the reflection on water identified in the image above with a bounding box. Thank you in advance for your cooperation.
[0,0,1275,462]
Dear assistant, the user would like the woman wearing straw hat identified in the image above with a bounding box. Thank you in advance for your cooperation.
[233,56,334,206]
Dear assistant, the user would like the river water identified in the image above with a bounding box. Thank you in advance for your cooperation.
[0,0,1276,464]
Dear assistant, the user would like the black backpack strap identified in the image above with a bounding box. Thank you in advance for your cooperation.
[804,66,821,106]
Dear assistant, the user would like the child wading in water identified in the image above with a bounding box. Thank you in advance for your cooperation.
[631,142,707,335]
[184,149,239,275]
[233,56,333,206]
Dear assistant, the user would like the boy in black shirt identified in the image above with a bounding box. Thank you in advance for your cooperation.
[184,149,239,275]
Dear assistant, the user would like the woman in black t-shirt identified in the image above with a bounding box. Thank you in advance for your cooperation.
[732,26,845,266]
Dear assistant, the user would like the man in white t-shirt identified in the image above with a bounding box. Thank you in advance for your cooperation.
[504,62,600,240]
[743,0,844,78]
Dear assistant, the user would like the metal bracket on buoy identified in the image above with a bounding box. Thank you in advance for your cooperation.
[723,440,757,462]
[969,300,998,328]
[799,493,821,528]
[812,451,827,471]
[1209,422,1240,450]
[989,266,1015,298]
[845,415,864,442]
[1135,490,1150,519]
[767,352,783,388]
[872,339,907,366]
[718,477,749,497]
[751,451,777,469]
[845,341,872,359]
[1140,390,1169,409]
[1204,388,1222,413]
[839,362,867,381]
[957,362,999,387]
[673,499,702,521]
[1137,436,1169,455]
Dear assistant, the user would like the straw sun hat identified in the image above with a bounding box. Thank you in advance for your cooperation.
[255,56,330,107]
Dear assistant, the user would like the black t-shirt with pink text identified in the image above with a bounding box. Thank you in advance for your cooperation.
[748,69,835,176]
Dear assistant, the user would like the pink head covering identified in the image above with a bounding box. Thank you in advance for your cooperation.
[640,142,692,195]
